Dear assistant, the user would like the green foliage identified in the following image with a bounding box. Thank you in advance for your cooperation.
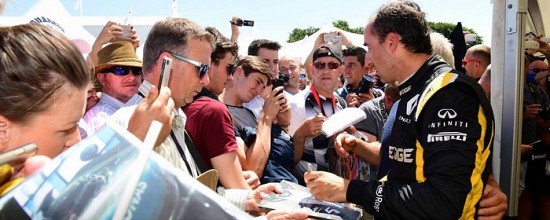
[287,27,319,43]
[287,20,484,47]
[332,20,363,34]
[428,21,483,47]
[287,20,363,43]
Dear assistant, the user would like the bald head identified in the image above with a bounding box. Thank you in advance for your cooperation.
[463,44,491,79]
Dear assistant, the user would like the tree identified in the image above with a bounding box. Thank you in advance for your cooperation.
[332,20,363,35]
[428,21,483,47]
[287,20,363,43]
[287,27,319,43]
[287,20,483,47]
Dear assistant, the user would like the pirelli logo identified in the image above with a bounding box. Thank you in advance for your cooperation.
[427,132,467,142]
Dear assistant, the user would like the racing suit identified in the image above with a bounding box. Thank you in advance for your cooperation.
[346,55,494,219]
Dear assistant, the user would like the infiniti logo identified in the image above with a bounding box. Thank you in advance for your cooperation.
[437,109,457,119]
[406,94,420,115]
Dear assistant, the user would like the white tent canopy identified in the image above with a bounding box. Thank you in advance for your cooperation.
[279,25,366,62]
[236,24,366,63]
[0,0,96,54]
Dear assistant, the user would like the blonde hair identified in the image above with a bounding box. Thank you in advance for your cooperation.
[430,32,455,68]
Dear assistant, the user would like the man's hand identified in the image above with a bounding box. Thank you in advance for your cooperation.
[129,27,140,49]
[304,171,349,202]
[262,87,284,120]
[128,86,175,146]
[265,209,310,220]
[334,132,359,158]
[336,31,353,48]
[23,155,52,177]
[245,183,283,212]
[276,95,291,128]
[345,93,360,107]
[521,144,533,154]
[524,104,542,119]
[295,115,326,139]
[477,176,507,220]
[357,89,375,104]
[230,16,241,44]
[95,21,122,45]
[243,170,260,189]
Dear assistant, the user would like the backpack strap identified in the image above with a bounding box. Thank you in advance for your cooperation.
[183,131,209,173]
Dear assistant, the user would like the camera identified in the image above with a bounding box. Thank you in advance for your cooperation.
[540,105,550,120]
[347,75,374,94]
[234,19,254,27]
[272,74,289,96]
[273,74,289,88]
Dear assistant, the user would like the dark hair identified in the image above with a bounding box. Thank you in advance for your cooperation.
[0,24,90,123]
[143,17,214,75]
[247,39,281,56]
[236,56,273,86]
[384,83,400,100]
[342,47,367,66]
[205,27,239,66]
[370,1,432,54]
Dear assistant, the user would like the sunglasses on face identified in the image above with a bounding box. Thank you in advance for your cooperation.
[169,52,210,79]
[313,61,340,70]
[461,58,480,66]
[217,59,236,76]
[299,73,307,79]
[100,66,142,76]
[531,68,548,73]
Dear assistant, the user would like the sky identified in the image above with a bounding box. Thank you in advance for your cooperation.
[2,0,494,45]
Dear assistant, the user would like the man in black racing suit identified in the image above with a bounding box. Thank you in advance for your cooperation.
[304,1,498,219]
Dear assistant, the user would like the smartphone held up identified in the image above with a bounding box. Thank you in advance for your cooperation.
[323,33,343,49]
[113,24,133,42]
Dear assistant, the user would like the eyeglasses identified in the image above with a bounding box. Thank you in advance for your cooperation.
[461,58,481,66]
[168,52,210,79]
[299,73,307,79]
[100,66,142,76]
[313,61,340,70]
[531,68,548,73]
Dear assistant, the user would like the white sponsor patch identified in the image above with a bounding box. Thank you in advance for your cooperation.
[427,132,467,142]
[406,94,420,116]
[374,183,384,212]
[388,146,414,163]
[428,120,469,129]
[437,108,457,119]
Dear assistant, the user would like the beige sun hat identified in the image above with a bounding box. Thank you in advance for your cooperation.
[94,41,142,73]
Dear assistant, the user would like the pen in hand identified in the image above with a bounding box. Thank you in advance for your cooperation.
[306,97,322,115]
[0,143,38,165]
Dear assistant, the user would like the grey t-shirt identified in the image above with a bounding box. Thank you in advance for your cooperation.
[227,105,258,132]
[355,96,387,138]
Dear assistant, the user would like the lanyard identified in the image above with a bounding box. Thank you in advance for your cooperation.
[309,86,336,117]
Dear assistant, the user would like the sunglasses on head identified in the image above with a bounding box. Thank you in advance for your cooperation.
[168,52,210,79]
[531,68,548,73]
[313,61,340,70]
[100,66,142,76]
[461,58,480,66]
